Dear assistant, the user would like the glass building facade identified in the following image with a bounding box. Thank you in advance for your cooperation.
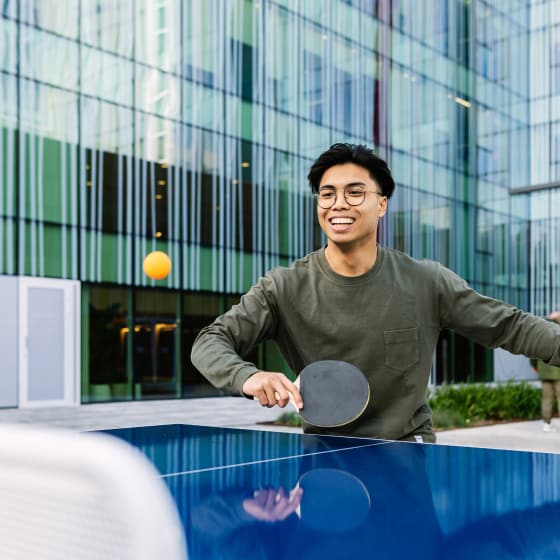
[1,0,559,405]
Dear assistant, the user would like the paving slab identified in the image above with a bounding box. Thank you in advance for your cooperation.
[0,397,283,432]
[436,418,560,454]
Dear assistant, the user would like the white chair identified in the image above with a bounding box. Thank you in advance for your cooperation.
[0,424,187,560]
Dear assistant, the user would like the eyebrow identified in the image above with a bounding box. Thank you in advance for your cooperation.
[318,182,367,190]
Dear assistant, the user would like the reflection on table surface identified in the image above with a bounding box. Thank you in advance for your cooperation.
[107,424,560,560]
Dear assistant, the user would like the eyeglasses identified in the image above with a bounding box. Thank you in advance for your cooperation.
[315,186,384,209]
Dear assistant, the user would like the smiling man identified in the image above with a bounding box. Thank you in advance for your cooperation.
[191,143,560,442]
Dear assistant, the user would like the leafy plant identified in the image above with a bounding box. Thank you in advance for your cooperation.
[428,382,542,429]
[431,407,467,429]
[274,411,302,427]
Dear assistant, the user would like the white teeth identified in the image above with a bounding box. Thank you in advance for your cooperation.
[330,218,354,224]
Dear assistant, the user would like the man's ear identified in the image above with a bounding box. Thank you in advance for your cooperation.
[378,197,388,218]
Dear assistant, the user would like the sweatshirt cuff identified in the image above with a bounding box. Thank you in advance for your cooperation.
[231,365,261,397]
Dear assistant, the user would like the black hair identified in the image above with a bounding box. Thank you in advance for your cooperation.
[307,143,395,199]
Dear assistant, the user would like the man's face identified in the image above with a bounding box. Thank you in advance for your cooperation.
[316,163,387,249]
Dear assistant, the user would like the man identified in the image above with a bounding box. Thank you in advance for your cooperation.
[191,143,560,442]
[531,311,560,432]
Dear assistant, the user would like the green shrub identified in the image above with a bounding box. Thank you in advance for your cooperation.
[274,411,302,427]
[431,407,467,429]
[428,382,541,428]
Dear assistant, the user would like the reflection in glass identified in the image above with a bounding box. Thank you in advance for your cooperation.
[81,99,134,284]
[182,293,223,397]
[0,18,17,73]
[20,26,78,90]
[134,114,182,286]
[20,0,78,39]
[528,189,560,315]
[135,65,181,119]
[86,285,129,402]
[182,1,221,88]
[134,288,179,399]
[135,0,181,74]
[1,1,16,19]
[19,81,78,278]
[81,47,133,107]
[81,0,133,56]
[81,99,134,234]
[0,64,16,278]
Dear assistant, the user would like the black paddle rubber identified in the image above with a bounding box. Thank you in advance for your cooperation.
[298,360,370,427]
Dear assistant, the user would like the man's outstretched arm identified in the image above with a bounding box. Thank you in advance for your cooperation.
[438,265,560,365]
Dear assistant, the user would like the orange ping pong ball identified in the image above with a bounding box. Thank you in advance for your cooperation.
[143,251,171,280]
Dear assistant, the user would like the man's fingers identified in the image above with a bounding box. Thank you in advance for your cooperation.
[263,385,279,407]
[245,371,303,409]
[273,380,303,410]
[272,380,303,410]
[285,379,303,410]
[273,386,291,408]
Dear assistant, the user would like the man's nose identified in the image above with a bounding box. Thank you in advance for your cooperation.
[332,190,349,208]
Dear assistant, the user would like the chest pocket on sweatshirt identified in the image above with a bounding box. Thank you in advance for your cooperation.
[384,327,419,371]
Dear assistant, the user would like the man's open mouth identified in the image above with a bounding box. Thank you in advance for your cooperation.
[328,217,356,232]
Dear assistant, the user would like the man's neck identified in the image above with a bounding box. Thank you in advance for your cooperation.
[324,240,378,277]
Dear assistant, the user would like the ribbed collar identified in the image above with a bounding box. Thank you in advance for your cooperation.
[315,244,386,286]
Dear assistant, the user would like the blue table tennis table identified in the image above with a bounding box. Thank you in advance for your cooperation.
[105,424,560,559]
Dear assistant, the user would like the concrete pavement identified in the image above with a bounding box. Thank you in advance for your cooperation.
[0,397,559,454]
[436,418,560,453]
[0,397,284,432]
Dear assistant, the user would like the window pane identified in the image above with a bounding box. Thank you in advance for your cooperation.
[86,285,130,402]
[82,47,133,107]
[135,0,181,73]
[82,0,133,56]
[135,65,181,119]
[0,18,17,73]
[19,81,79,278]
[79,100,134,284]
[20,26,78,90]
[134,288,180,399]
[19,81,78,222]
[20,0,78,39]
[182,293,223,397]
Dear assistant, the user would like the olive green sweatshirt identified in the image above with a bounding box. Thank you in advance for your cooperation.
[191,246,560,441]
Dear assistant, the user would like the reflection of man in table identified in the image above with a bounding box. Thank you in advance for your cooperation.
[189,440,560,559]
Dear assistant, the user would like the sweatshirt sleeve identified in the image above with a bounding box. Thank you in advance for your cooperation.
[437,264,560,366]
[190,274,279,396]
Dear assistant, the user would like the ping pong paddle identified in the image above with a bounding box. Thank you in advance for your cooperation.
[293,468,371,533]
[297,360,370,427]
[255,360,370,428]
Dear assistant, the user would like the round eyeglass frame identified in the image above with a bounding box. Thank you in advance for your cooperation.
[314,188,384,209]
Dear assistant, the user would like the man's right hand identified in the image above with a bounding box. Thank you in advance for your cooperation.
[242,371,303,410]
